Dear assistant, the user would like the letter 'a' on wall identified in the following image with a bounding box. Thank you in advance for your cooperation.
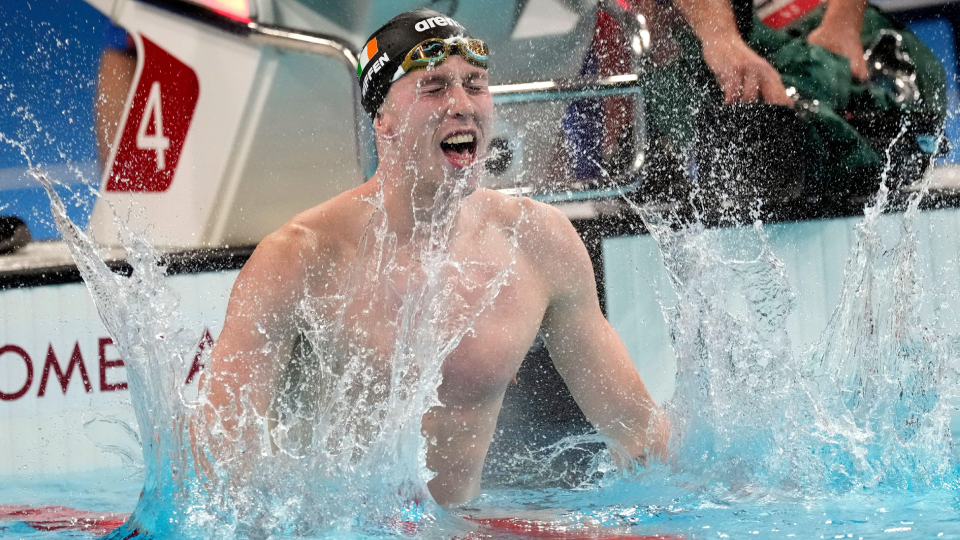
[101,34,199,193]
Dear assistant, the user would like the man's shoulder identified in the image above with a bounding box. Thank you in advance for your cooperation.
[257,222,322,263]
[265,187,369,255]
[473,189,586,271]
[473,189,569,234]
[506,194,581,253]
[244,188,367,282]
[508,197,596,305]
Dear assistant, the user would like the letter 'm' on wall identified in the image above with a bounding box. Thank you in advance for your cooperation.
[38,343,92,397]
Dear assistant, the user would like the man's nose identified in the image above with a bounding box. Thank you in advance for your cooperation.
[446,83,474,118]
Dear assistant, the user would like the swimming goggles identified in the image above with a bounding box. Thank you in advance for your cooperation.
[393,37,489,82]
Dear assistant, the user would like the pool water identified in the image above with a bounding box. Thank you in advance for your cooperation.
[4,470,960,539]
[474,479,960,539]
[0,471,139,538]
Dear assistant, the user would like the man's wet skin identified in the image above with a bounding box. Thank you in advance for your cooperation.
[203,56,670,508]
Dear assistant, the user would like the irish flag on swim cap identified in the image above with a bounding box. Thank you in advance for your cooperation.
[357,37,379,77]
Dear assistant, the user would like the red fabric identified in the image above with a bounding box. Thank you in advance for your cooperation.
[0,505,685,538]
[761,0,822,29]
[0,505,130,536]
[591,10,633,159]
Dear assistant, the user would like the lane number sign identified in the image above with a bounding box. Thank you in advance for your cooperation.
[105,36,199,192]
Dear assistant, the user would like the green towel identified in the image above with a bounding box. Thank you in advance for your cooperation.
[638,6,947,192]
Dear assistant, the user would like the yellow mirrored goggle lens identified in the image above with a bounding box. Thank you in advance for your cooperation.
[403,39,449,71]
[401,38,489,74]
[462,38,488,60]
[410,39,448,63]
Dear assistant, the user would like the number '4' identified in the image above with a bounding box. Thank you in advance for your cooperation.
[137,81,171,170]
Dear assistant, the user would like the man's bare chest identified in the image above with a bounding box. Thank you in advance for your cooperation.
[310,242,548,407]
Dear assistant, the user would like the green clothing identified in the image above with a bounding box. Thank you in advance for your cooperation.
[639,6,947,193]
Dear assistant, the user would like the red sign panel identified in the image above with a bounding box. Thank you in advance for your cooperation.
[105,36,200,192]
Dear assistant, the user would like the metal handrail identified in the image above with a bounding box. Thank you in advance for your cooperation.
[491,74,648,203]
[484,0,651,203]
[246,23,358,71]
[142,0,647,97]
[139,0,359,70]
[490,74,642,102]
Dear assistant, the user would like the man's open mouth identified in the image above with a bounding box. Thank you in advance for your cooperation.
[440,132,478,168]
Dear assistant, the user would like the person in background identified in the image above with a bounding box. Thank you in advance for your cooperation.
[95,25,137,169]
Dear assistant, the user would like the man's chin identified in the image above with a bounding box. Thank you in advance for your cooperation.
[442,160,483,192]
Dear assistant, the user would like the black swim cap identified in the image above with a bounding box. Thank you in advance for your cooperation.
[357,8,481,118]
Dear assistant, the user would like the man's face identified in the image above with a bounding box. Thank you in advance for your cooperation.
[376,55,494,190]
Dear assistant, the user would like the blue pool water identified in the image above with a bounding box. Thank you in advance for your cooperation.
[4,469,960,538]
[0,471,141,516]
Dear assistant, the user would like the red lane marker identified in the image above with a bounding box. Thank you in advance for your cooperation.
[0,505,130,536]
[470,517,684,539]
[0,506,683,539]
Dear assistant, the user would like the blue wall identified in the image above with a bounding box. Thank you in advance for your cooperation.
[0,0,116,240]
[908,17,960,164]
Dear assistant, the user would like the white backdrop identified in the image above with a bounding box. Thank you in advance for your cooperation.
[604,206,960,408]
[0,270,238,477]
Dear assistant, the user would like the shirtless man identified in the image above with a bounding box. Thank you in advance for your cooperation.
[203,8,669,507]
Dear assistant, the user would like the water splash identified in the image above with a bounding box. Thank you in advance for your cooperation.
[25,106,530,537]
[10,92,960,539]
[612,126,960,504]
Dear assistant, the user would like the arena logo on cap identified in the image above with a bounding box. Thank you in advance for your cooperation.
[415,16,461,32]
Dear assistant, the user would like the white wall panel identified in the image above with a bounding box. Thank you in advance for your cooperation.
[0,270,238,478]
[604,207,960,405]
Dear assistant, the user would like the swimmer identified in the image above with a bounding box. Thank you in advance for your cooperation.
[202,8,670,507]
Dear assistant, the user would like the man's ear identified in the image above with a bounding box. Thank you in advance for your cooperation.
[373,109,395,139]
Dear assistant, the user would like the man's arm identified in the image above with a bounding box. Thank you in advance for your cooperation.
[671,0,792,105]
[807,0,869,80]
[532,206,670,462]
[197,224,319,463]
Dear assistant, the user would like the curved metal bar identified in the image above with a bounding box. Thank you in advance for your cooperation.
[492,74,648,203]
[139,0,359,72]
[490,74,641,103]
[531,183,642,204]
[247,23,358,70]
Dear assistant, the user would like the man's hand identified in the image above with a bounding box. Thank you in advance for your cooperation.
[807,0,869,81]
[702,38,793,105]
[807,25,869,81]
[671,0,792,106]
